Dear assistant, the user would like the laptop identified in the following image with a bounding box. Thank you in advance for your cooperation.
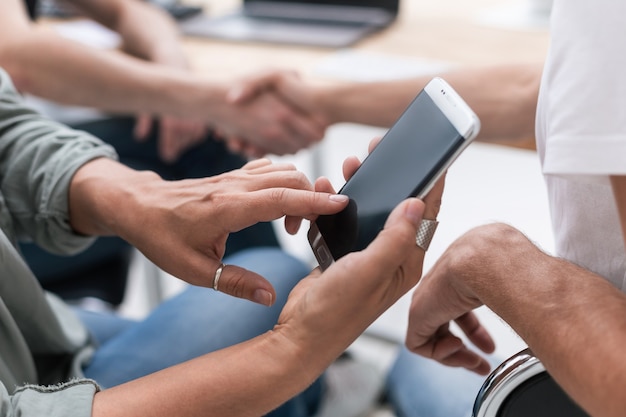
[179,0,400,48]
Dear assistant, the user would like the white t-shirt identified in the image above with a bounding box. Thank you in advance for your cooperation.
[536,0,626,290]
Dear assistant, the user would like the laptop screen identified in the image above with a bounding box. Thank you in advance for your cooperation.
[180,0,400,47]
[245,0,399,14]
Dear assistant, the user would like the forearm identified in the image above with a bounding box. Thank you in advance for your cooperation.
[466,225,626,417]
[73,0,187,66]
[69,158,160,237]
[92,330,325,417]
[440,64,540,144]
[316,63,541,145]
[313,78,423,127]
[0,28,223,118]
[117,7,186,67]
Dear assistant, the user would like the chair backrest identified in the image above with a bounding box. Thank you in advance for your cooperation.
[472,348,590,417]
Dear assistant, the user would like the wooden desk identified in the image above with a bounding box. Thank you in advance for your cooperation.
[183,0,550,80]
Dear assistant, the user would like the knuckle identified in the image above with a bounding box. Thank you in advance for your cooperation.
[275,169,311,190]
[283,162,297,171]
[225,269,248,299]
[269,187,289,205]
[291,170,312,187]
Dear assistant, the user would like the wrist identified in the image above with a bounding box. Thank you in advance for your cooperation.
[149,72,225,121]
[451,224,545,308]
[191,78,231,126]
[69,158,162,237]
[268,310,366,379]
[264,329,327,385]
[314,82,349,125]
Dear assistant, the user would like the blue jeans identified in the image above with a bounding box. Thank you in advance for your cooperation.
[77,247,321,417]
[386,347,499,417]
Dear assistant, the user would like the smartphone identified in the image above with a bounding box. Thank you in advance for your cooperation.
[308,77,480,270]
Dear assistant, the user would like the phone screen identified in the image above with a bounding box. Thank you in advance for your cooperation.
[313,90,465,262]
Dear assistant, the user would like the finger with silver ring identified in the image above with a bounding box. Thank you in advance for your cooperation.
[416,219,439,251]
[213,263,225,291]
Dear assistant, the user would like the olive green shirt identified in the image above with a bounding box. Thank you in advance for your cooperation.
[0,68,118,416]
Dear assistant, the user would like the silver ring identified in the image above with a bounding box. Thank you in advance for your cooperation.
[213,263,225,291]
[416,219,439,251]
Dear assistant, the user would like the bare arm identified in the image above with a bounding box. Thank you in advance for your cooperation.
[231,63,541,152]
[477,228,626,417]
[0,0,210,116]
[68,0,187,67]
[405,222,626,417]
[68,0,214,162]
[313,63,541,145]
[0,0,325,151]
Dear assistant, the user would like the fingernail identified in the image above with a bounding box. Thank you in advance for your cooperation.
[253,289,273,306]
[329,194,349,203]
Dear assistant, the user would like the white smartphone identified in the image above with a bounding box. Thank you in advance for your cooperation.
[308,77,480,271]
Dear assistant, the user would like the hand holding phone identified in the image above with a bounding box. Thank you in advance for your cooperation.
[308,77,480,270]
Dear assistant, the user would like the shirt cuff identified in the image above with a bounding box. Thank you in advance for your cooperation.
[9,379,100,417]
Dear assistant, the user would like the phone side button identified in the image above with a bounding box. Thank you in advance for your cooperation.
[316,245,330,265]
[316,245,335,271]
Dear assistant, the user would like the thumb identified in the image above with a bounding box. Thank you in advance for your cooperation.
[356,198,425,274]
[212,263,277,307]
[227,72,279,104]
[227,70,298,104]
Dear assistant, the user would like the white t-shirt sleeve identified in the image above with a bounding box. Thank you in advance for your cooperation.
[540,0,626,185]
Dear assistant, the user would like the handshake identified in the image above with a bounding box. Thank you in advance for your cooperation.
[214,70,332,159]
